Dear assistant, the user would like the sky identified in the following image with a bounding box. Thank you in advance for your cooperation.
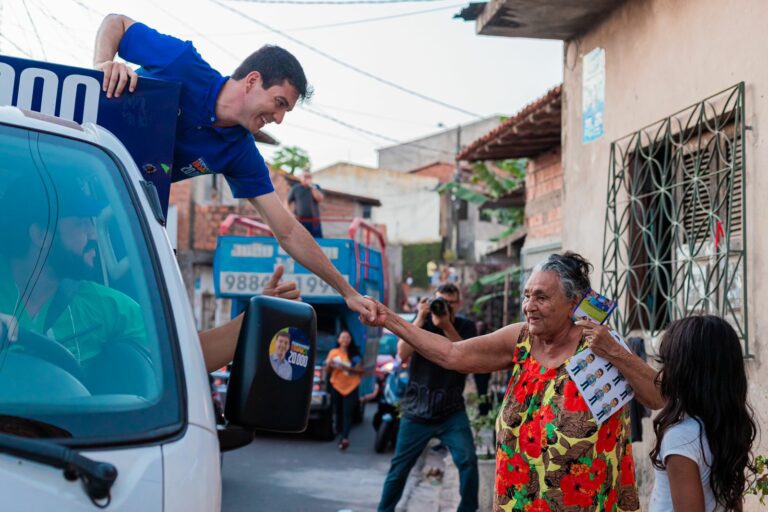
[0,0,563,170]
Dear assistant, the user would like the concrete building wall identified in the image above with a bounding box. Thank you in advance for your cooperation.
[313,163,442,244]
[561,0,768,508]
[377,117,501,172]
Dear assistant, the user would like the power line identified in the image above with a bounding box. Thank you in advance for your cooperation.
[302,106,456,157]
[209,0,483,119]
[21,0,46,59]
[226,0,454,4]
[312,101,437,127]
[0,33,32,57]
[177,3,462,36]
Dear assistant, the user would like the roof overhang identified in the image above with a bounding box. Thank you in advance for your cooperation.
[458,85,561,162]
[456,0,624,40]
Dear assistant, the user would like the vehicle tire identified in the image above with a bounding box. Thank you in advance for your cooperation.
[313,410,335,441]
[374,421,393,453]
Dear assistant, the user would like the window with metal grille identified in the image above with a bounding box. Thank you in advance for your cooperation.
[600,84,748,354]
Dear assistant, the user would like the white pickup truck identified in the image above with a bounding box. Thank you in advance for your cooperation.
[0,61,314,510]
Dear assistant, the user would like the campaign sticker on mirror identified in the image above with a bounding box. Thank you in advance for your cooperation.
[268,327,311,381]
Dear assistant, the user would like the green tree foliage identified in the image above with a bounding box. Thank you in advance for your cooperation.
[437,158,526,240]
[271,146,311,175]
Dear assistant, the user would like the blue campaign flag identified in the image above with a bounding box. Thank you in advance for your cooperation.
[0,54,180,215]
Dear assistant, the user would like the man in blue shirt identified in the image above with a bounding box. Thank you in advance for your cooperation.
[93,14,375,370]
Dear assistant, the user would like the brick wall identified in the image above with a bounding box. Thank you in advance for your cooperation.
[171,169,371,252]
[524,148,563,242]
[169,180,192,251]
[410,162,455,183]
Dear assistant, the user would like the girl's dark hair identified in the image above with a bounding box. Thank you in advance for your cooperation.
[650,315,757,510]
[337,329,360,358]
[534,251,593,300]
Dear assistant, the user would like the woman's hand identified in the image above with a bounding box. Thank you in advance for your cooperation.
[575,320,626,361]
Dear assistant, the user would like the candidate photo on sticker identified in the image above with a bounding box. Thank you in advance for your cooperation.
[269,329,293,381]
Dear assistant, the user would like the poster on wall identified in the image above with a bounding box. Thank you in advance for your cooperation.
[582,47,605,143]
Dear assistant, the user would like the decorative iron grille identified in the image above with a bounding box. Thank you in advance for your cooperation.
[600,84,748,354]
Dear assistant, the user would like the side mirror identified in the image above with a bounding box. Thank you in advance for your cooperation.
[225,295,316,433]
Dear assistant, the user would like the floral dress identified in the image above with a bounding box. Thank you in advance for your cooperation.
[494,326,639,512]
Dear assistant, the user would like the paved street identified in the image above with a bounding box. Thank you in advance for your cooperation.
[222,405,393,512]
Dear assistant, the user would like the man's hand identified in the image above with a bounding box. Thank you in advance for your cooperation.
[346,293,377,323]
[359,299,388,327]
[431,310,452,331]
[96,61,137,98]
[262,264,300,300]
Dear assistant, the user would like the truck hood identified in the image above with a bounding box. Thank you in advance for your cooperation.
[0,443,163,511]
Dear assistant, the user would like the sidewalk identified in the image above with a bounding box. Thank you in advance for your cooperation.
[398,440,460,512]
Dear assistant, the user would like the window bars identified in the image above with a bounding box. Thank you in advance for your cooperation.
[600,84,748,355]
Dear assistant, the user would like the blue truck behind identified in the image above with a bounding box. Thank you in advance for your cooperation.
[214,216,387,438]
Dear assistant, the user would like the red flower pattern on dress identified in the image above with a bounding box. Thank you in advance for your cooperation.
[525,498,553,512]
[596,414,620,453]
[519,420,545,458]
[589,457,608,489]
[495,448,515,494]
[563,379,590,412]
[620,444,636,486]
[513,371,536,404]
[507,452,530,488]
[603,488,618,511]
[561,470,597,507]
[533,404,555,426]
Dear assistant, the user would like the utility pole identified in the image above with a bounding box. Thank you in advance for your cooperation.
[451,124,462,258]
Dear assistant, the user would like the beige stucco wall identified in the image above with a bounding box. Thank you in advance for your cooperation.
[560,0,768,508]
[312,163,442,244]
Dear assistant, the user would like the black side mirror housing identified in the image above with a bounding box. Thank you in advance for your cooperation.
[225,295,316,433]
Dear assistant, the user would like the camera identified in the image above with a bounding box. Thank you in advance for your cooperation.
[428,297,451,317]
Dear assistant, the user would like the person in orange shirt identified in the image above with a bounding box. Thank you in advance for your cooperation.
[325,330,364,450]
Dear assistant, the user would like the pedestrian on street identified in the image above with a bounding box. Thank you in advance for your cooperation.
[325,330,363,450]
[377,283,478,512]
[92,14,376,372]
[648,315,757,512]
[287,169,324,238]
[365,252,665,511]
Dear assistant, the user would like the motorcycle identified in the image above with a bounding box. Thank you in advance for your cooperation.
[371,356,409,453]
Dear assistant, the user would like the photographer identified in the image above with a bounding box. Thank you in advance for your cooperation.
[377,283,478,512]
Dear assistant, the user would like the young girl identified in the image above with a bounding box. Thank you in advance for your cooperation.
[649,315,757,511]
[325,330,364,450]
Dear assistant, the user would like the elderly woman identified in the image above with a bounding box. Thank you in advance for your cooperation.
[366,252,663,511]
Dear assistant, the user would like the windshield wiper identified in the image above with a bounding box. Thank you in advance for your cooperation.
[0,432,117,507]
[0,414,72,438]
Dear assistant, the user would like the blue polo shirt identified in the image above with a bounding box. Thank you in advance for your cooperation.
[118,23,274,199]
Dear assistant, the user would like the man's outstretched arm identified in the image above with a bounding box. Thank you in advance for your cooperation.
[93,14,137,98]
[248,192,376,322]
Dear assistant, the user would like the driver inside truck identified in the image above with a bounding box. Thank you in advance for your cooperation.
[0,175,150,392]
[0,174,300,389]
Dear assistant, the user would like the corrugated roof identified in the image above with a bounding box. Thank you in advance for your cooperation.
[458,85,561,161]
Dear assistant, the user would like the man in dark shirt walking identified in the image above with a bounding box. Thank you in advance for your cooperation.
[287,170,324,238]
[378,283,478,512]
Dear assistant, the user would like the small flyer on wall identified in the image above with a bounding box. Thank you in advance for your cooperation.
[567,288,633,424]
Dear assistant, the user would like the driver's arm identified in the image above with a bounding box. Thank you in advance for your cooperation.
[199,264,299,372]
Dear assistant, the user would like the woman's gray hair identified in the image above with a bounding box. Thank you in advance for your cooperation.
[533,252,593,300]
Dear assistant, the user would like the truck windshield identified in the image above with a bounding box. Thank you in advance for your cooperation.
[0,123,181,444]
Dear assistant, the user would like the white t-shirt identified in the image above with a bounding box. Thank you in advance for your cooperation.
[649,416,721,511]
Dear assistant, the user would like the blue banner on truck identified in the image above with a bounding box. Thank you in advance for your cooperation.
[214,236,355,303]
[0,54,180,215]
